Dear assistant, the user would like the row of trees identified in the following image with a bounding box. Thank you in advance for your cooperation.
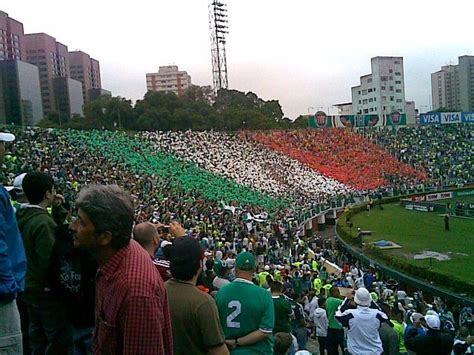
[40,87,308,131]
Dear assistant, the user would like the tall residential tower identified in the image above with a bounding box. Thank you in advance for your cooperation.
[431,56,474,112]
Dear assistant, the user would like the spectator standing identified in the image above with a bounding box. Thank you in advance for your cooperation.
[452,326,473,354]
[335,287,388,355]
[271,281,293,334]
[378,303,400,355]
[49,205,97,355]
[213,260,231,291]
[325,286,344,355]
[405,314,454,355]
[134,222,171,281]
[404,313,427,341]
[16,171,72,354]
[5,173,28,211]
[70,185,172,354]
[216,252,275,354]
[165,235,228,355]
[391,306,408,354]
[199,259,217,293]
[0,131,26,354]
[290,291,308,351]
[312,297,329,355]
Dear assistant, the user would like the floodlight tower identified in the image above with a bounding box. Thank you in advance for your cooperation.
[209,0,229,93]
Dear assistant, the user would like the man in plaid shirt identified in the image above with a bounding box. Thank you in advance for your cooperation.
[70,185,173,354]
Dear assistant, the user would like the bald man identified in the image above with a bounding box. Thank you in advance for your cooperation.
[134,222,171,281]
[133,222,161,257]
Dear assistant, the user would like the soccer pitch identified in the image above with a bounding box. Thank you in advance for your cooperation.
[351,202,474,285]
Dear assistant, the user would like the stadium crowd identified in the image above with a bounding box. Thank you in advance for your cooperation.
[142,130,352,205]
[364,124,474,186]
[244,129,427,190]
[1,125,473,355]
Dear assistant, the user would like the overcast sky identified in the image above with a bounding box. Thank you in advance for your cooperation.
[6,0,474,119]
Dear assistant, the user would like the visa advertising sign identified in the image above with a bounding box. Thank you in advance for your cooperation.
[462,112,474,123]
[419,113,441,125]
[441,112,461,124]
[420,112,474,125]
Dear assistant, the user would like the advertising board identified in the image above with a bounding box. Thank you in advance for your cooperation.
[420,112,474,125]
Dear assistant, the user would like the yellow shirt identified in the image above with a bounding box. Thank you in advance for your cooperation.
[259,271,270,287]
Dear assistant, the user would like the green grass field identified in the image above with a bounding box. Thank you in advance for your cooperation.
[351,202,474,285]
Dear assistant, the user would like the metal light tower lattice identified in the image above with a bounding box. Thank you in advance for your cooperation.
[209,0,229,93]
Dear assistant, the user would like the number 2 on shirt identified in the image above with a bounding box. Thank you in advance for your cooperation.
[227,300,241,328]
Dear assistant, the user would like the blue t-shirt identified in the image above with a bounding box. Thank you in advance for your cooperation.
[0,185,27,297]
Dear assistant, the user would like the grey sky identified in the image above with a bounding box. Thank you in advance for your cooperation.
[6,0,474,119]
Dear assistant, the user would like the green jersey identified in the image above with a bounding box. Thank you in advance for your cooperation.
[292,276,303,296]
[216,278,275,354]
[326,297,343,329]
[272,296,292,333]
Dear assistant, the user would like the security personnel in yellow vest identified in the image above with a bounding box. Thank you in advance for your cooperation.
[313,277,322,295]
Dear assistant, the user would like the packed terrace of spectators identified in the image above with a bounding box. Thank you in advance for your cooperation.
[1,123,473,354]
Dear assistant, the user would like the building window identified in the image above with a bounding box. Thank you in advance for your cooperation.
[358,90,361,94]
[389,69,393,73]
[396,89,402,93]
[381,76,388,81]
[369,108,374,112]
[396,99,403,103]
[394,60,400,64]
[389,76,393,80]
[367,78,372,83]
[362,90,367,95]
[395,80,402,84]
[381,86,385,90]
[359,100,361,104]
[395,72,401,76]
[363,99,368,104]
[369,98,373,102]
[389,86,394,91]
[363,109,369,114]
[390,96,394,101]
[368,88,373,93]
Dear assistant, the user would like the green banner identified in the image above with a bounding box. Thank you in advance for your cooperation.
[453,189,474,197]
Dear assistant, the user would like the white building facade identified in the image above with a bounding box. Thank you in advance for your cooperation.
[333,102,353,115]
[351,56,415,124]
[146,65,192,96]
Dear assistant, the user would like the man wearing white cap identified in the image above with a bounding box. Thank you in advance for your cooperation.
[0,131,27,354]
[335,287,388,354]
[405,313,454,354]
[6,173,27,211]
